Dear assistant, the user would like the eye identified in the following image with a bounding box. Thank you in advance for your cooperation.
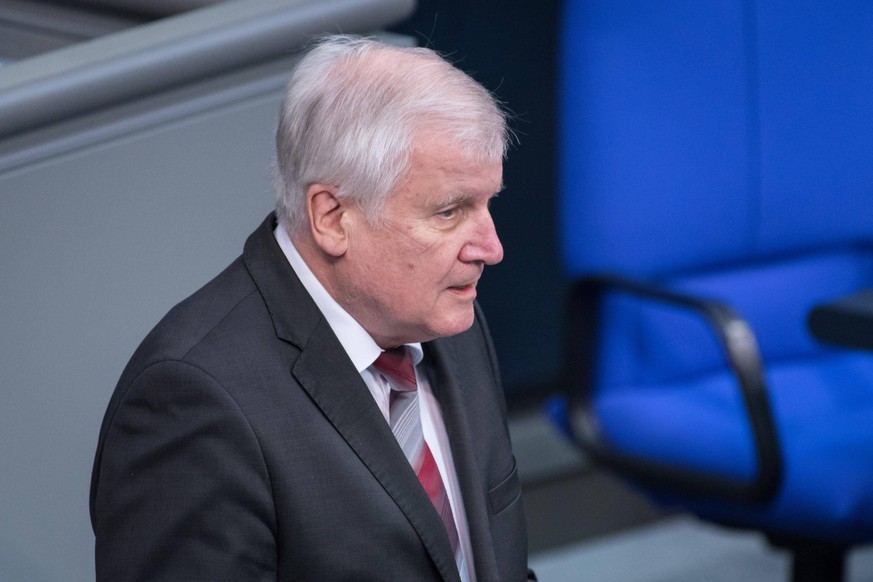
[436,207,459,220]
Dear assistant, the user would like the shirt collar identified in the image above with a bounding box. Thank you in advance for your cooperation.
[273,222,422,371]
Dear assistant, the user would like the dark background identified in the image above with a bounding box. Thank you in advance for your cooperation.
[390,1,565,404]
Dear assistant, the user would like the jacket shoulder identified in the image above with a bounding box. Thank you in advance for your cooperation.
[130,256,263,370]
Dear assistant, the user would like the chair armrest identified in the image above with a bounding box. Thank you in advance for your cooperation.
[808,288,873,351]
[562,274,782,504]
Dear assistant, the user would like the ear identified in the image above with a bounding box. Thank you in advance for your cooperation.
[306,183,349,257]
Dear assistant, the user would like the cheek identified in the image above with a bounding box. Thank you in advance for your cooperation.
[379,241,457,294]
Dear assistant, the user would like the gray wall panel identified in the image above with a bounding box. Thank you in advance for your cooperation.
[1,77,282,580]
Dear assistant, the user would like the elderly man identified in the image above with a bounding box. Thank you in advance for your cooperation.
[90,35,534,581]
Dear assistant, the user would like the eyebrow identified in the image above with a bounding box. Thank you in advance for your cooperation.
[436,185,504,208]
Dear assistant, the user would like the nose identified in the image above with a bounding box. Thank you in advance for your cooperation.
[460,210,504,265]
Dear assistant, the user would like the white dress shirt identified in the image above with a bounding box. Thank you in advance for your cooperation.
[274,224,475,582]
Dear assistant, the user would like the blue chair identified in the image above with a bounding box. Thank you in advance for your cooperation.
[553,1,873,580]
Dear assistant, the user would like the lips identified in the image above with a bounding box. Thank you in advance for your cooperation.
[447,282,476,295]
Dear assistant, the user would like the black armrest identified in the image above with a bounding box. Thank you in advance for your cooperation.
[808,288,873,352]
[562,274,782,505]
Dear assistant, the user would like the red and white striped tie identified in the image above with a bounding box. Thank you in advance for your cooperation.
[373,347,463,572]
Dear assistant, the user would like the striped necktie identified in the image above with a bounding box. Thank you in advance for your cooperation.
[373,347,464,573]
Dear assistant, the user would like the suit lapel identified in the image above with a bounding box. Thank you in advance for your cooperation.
[243,214,460,582]
[426,337,501,581]
[294,326,461,582]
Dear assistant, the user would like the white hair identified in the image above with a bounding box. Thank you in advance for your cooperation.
[274,35,511,233]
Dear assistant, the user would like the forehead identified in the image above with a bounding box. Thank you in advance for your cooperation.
[401,134,503,199]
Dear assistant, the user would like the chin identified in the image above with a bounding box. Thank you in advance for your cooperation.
[432,311,476,339]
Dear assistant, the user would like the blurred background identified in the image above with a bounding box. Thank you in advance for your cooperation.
[3,1,873,580]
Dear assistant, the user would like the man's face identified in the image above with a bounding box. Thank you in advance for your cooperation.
[336,134,504,348]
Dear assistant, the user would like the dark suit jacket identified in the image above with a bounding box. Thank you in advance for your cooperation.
[90,213,532,581]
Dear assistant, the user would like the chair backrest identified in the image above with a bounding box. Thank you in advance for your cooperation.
[559,0,873,278]
[559,0,873,384]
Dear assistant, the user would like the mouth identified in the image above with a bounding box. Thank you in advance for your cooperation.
[447,282,477,296]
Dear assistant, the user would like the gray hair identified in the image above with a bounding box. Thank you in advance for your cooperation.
[274,35,511,233]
